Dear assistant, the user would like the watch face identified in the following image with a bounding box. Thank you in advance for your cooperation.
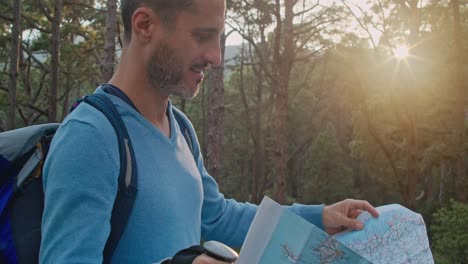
[203,241,239,262]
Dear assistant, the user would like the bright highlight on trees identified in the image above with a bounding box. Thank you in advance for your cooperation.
[393,45,410,59]
[1,1,466,263]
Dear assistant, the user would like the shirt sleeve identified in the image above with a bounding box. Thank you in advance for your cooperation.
[180,113,324,248]
[40,117,119,263]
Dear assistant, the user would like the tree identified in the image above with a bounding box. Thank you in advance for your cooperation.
[2,0,108,126]
[451,0,467,202]
[338,0,457,209]
[7,0,21,130]
[230,41,271,203]
[432,200,468,263]
[205,31,226,180]
[229,0,338,203]
[102,0,117,82]
[301,124,353,204]
[48,0,63,122]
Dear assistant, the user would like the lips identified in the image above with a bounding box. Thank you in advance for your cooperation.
[190,67,205,81]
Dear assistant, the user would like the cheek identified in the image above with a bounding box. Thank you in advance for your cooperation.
[179,39,203,63]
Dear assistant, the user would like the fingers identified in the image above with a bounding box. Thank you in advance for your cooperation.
[325,226,346,235]
[348,209,362,219]
[340,214,364,230]
[348,199,379,218]
[323,199,379,233]
[193,254,231,264]
[341,199,379,231]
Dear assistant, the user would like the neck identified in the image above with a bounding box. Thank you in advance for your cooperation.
[109,47,170,125]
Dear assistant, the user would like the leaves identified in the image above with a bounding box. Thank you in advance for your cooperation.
[0,0,466,257]
[432,200,468,263]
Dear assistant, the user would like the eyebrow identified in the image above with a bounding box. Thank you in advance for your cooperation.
[192,28,221,35]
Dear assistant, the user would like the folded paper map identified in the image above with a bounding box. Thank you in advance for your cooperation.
[237,197,434,264]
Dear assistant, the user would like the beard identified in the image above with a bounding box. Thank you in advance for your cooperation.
[146,42,200,99]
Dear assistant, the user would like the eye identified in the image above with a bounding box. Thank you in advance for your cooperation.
[194,33,212,43]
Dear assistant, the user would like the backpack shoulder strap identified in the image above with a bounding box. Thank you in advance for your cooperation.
[172,108,195,156]
[81,94,138,264]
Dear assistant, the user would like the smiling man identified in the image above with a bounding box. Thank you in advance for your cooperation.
[39,1,378,263]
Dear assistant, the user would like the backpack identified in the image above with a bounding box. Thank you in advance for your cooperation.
[0,92,195,264]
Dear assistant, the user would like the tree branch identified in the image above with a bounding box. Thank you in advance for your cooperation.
[394,0,410,16]
[288,60,318,105]
[22,13,51,33]
[21,43,49,72]
[20,103,48,117]
[63,0,105,12]
[0,13,13,21]
[225,20,275,83]
[37,0,53,22]
[341,0,378,49]
[294,1,319,17]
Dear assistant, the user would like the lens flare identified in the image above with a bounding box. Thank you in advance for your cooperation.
[393,45,409,59]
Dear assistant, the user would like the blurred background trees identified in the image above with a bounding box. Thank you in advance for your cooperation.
[0,0,466,261]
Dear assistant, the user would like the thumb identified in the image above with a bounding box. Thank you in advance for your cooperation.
[342,217,364,231]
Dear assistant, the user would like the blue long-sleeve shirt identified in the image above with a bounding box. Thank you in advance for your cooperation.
[40,87,324,263]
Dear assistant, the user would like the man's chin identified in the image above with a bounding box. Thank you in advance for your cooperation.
[170,85,200,99]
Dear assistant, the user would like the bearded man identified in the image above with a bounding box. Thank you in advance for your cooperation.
[39,1,378,263]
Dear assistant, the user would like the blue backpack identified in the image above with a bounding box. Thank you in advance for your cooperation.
[0,91,194,263]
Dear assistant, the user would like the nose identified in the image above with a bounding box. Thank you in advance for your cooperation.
[204,39,222,67]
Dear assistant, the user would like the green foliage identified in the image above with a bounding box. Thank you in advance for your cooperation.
[301,124,353,204]
[0,0,109,128]
[1,0,467,256]
[431,200,468,263]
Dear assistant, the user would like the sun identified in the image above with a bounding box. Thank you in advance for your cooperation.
[393,45,410,59]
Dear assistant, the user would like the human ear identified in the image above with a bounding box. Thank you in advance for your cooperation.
[131,7,159,43]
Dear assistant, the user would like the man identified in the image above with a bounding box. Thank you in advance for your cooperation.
[39,0,379,263]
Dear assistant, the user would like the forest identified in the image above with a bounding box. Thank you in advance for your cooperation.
[0,0,467,262]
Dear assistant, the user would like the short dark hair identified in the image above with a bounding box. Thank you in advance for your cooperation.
[121,0,195,42]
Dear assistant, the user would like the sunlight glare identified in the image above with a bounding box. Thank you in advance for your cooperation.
[393,45,409,59]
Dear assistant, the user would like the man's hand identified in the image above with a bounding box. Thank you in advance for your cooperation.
[193,254,231,264]
[323,199,379,235]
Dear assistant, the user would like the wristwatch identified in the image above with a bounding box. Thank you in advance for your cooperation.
[203,241,238,263]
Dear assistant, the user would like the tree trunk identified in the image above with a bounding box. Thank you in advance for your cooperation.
[180,98,186,113]
[273,0,295,204]
[406,111,418,209]
[61,63,72,121]
[201,81,206,157]
[392,0,421,209]
[7,0,21,130]
[205,32,226,180]
[424,168,434,203]
[102,0,117,82]
[254,73,266,204]
[439,160,446,204]
[452,0,467,202]
[240,156,250,201]
[408,0,420,45]
[49,0,62,123]
[273,79,288,204]
[407,0,421,210]
[238,41,264,203]
[238,43,255,201]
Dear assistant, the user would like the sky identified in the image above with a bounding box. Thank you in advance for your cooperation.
[21,1,414,49]
[226,32,244,46]
[225,25,244,46]
[223,0,383,47]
